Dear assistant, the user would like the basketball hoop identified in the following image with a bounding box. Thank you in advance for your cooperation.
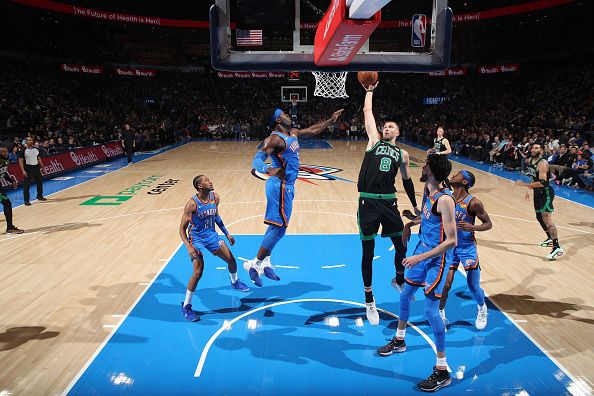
[312,71,349,99]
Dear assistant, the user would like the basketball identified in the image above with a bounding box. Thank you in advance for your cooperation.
[357,71,379,87]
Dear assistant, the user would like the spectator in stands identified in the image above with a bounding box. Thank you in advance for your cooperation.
[549,144,572,180]
[560,152,592,187]
[8,146,18,163]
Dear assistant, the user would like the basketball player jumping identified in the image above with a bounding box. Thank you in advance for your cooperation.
[377,154,456,392]
[515,142,564,260]
[427,127,452,156]
[357,82,421,325]
[178,175,250,322]
[245,107,343,286]
[439,170,492,330]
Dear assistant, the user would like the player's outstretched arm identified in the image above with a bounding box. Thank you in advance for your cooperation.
[297,109,343,138]
[362,82,380,150]
[179,199,199,258]
[399,149,420,212]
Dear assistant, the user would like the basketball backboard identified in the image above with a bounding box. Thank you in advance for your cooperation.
[210,0,452,72]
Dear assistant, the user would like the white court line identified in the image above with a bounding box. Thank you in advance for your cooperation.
[455,267,591,394]
[373,256,380,260]
[275,265,299,269]
[321,264,346,269]
[61,242,183,396]
[194,298,451,378]
[489,213,593,235]
[215,267,226,270]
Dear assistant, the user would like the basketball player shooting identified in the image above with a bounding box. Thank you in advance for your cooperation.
[245,107,343,287]
[356,74,421,325]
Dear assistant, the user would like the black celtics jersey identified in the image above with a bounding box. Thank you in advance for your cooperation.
[434,137,446,153]
[358,141,402,194]
[526,157,550,188]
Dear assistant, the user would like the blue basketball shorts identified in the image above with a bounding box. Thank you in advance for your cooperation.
[447,243,480,271]
[264,176,294,227]
[188,231,224,257]
[405,241,449,298]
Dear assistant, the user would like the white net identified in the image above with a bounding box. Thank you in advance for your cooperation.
[312,71,349,98]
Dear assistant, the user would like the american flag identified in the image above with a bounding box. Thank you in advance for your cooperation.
[236,29,263,46]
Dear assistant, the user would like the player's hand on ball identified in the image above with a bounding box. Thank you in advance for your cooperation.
[331,109,344,122]
[403,254,422,269]
[457,221,474,231]
[363,81,379,92]
[227,234,235,246]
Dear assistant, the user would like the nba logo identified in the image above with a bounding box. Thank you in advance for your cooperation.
[411,14,427,48]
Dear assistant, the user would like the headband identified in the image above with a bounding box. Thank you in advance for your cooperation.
[269,108,283,127]
[461,170,474,188]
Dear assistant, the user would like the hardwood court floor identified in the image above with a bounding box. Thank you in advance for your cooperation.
[0,141,593,394]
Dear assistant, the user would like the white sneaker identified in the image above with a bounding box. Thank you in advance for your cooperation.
[475,306,488,330]
[365,301,380,325]
[545,246,564,260]
[391,277,415,301]
[243,258,263,274]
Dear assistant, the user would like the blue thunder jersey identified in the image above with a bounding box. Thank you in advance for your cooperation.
[188,192,217,238]
[419,188,454,247]
[270,131,300,185]
[455,194,476,247]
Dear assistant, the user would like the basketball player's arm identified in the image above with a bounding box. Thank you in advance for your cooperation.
[363,83,381,150]
[439,138,452,155]
[296,109,344,138]
[253,135,285,178]
[179,199,199,259]
[399,150,420,213]
[459,198,492,232]
[403,197,457,268]
[214,193,234,245]
[514,161,549,189]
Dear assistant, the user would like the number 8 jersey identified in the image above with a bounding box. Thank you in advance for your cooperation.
[357,141,403,194]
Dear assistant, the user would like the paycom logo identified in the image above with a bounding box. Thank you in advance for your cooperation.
[80,175,162,206]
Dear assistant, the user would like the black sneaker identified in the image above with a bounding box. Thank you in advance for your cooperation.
[418,366,451,392]
[24,202,31,206]
[6,226,24,234]
[377,336,406,356]
[38,197,47,201]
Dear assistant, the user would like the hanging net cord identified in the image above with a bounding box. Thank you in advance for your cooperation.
[312,71,349,98]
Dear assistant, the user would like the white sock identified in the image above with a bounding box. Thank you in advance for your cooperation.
[478,303,487,312]
[439,309,445,315]
[230,272,238,282]
[184,290,193,306]
[396,329,406,339]
[436,357,447,369]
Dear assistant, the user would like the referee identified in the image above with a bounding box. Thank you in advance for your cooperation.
[122,124,135,165]
[18,137,46,206]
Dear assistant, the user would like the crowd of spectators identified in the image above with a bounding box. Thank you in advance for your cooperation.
[1,57,592,190]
